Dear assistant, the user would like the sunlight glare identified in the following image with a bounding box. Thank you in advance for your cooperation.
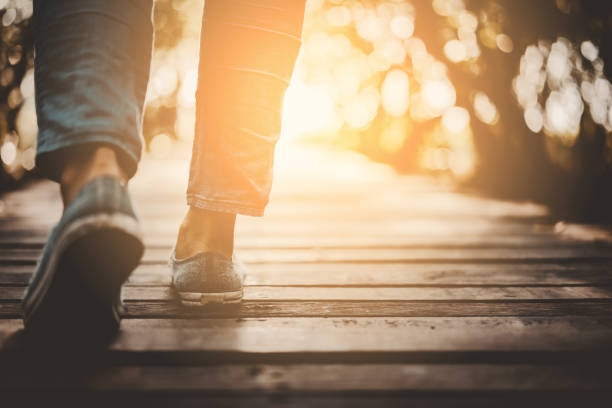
[444,39,467,63]
[381,69,410,117]
[379,118,409,153]
[152,64,178,97]
[326,6,352,27]
[544,84,583,144]
[496,34,514,53]
[390,15,414,39]
[343,85,380,129]
[282,79,338,139]
[149,133,172,158]
[524,106,544,133]
[546,40,571,84]
[356,14,386,43]
[0,140,17,165]
[580,40,598,62]
[473,92,499,125]
[422,80,456,116]
[442,106,470,133]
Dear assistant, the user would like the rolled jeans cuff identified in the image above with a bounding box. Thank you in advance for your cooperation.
[35,134,140,182]
[187,194,265,217]
[33,0,153,183]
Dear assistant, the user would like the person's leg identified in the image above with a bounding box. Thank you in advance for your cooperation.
[171,0,305,306]
[23,0,154,336]
[34,0,153,200]
[175,0,306,260]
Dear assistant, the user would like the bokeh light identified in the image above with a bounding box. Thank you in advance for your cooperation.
[381,69,410,117]
[473,92,499,125]
[514,37,612,146]
[1,0,611,219]
[0,139,16,166]
[279,0,477,177]
[442,106,470,133]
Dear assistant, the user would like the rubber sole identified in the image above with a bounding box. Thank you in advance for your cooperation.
[22,213,143,339]
[177,289,243,306]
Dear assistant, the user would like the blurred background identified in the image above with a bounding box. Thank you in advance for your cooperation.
[1,0,612,223]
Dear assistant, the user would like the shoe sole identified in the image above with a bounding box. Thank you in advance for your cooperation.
[22,213,143,337]
[177,289,243,306]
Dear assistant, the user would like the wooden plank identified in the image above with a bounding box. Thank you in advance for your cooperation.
[4,262,612,287]
[2,317,612,354]
[126,285,612,301]
[2,285,611,302]
[118,300,612,318]
[0,364,611,393]
[1,204,550,223]
[0,220,548,244]
[3,246,612,265]
[3,300,612,318]
[1,178,549,219]
[0,233,594,250]
[139,246,612,264]
[2,395,608,408]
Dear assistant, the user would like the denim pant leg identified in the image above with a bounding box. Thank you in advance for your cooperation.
[187,0,306,216]
[33,0,154,182]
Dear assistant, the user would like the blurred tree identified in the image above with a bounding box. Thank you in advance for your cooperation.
[2,0,612,223]
[427,0,612,222]
[293,0,612,222]
[0,1,33,191]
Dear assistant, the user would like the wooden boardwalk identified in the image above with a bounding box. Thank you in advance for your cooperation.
[1,145,612,406]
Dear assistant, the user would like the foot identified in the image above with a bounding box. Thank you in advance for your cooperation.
[174,207,236,259]
[22,147,143,340]
[60,146,127,207]
[171,207,243,306]
[170,251,245,306]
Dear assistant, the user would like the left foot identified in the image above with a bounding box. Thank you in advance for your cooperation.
[171,207,244,306]
[22,176,143,340]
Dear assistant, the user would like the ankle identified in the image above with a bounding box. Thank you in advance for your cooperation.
[60,146,126,206]
[174,207,236,259]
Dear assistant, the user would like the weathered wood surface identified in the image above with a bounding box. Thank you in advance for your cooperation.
[3,317,612,354]
[4,246,612,265]
[1,146,611,404]
[4,262,612,286]
[4,284,612,301]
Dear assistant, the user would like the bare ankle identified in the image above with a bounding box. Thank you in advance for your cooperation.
[175,207,236,259]
[60,146,126,206]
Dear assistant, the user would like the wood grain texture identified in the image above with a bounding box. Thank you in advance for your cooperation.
[3,299,612,319]
[1,364,611,392]
[2,285,612,302]
[3,246,612,265]
[2,317,612,358]
[2,153,612,399]
[5,262,612,286]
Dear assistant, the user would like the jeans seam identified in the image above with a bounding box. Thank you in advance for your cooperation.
[37,134,139,160]
[187,193,265,217]
[36,134,141,180]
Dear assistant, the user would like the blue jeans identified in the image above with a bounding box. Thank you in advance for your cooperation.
[34,0,305,216]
